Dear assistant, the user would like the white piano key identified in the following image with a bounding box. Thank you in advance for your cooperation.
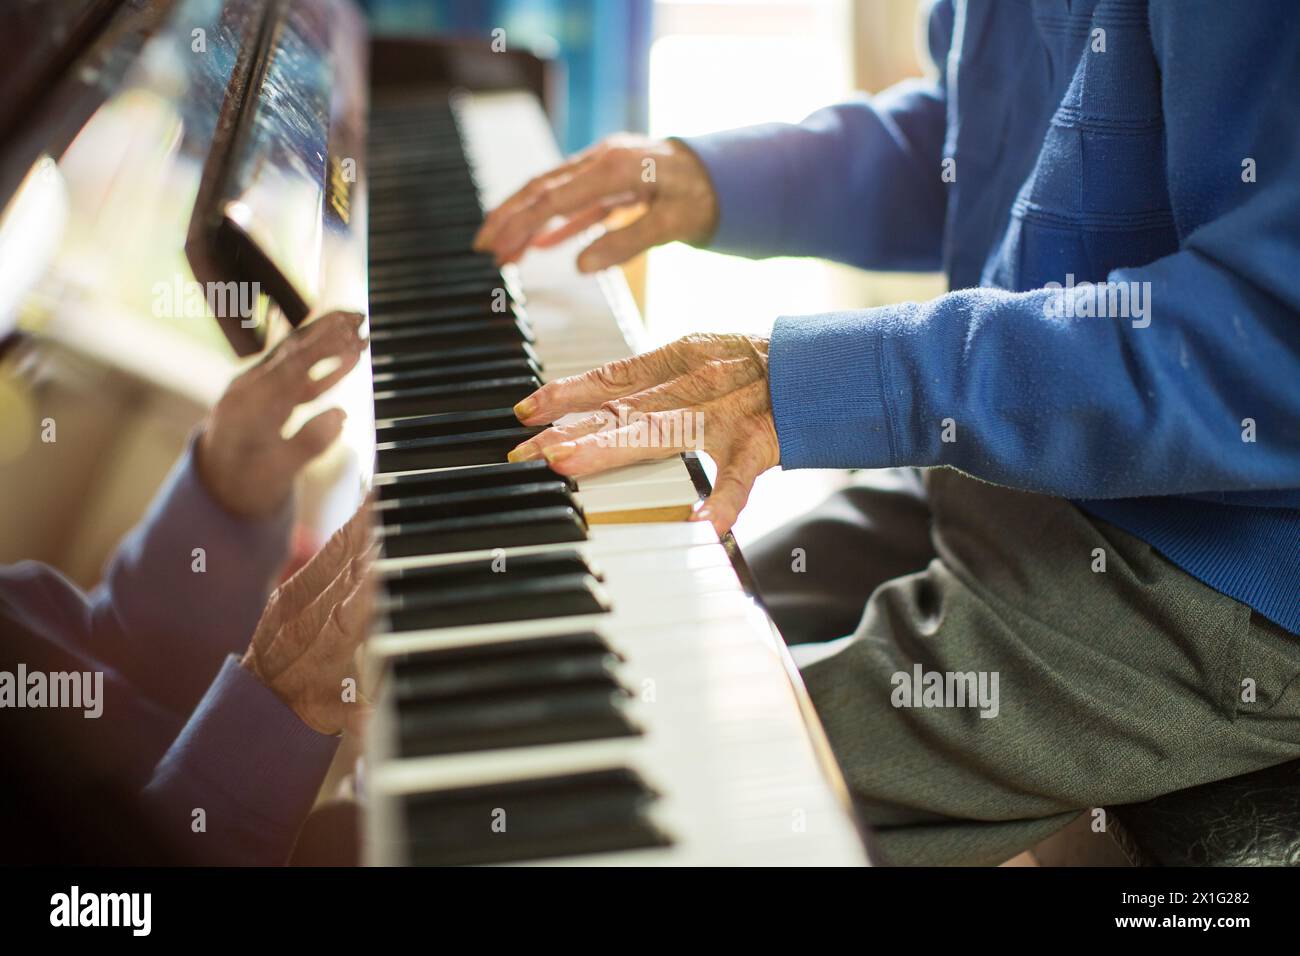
[578,479,699,515]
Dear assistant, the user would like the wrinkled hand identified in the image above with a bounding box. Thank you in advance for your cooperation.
[242,504,374,735]
[197,311,367,519]
[473,135,718,271]
[507,334,778,535]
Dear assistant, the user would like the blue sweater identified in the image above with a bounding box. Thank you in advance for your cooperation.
[684,0,1300,633]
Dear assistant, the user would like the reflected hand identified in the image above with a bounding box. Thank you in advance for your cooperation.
[242,504,374,735]
[197,310,366,519]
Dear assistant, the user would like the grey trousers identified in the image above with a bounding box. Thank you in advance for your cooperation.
[747,468,1300,866]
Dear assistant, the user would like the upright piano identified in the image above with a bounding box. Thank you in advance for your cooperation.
[0,0,870,866]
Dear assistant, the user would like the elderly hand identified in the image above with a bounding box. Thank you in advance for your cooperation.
[242,504,374,735]
[506,333,778,535]
[197,310,367,519]
[472,135,718,271]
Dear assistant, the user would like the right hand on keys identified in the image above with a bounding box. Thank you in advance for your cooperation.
[472,135,719,271]
[241,504,374,735]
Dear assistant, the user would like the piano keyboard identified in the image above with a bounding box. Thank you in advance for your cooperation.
[361,89,868,866]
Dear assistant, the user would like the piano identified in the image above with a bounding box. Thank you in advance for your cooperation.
[0,0,870,866]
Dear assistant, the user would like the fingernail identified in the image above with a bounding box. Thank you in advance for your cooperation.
[507,444,541,463]
[691,506,712,523]
[543,442,577,465]
[513,397,537,421]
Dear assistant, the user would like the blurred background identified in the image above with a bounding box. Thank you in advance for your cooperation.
[1,0,946,581]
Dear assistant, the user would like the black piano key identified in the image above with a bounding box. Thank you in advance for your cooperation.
[377,481,578,526]
[376,427,541,471]
[369,121,459,136]
[367,233,483,260]
[393,631,609,669]
[369,150,475,170]
[369,157,476,178]
[371,260,501,285]
[368,223,481,247]
[375,408,546,471]
[378,505,587,558]
[372,356,540,391]
[372,459,570,500]
[381,549,596,594]
[370,276,520,308]
[397,681,635,757]
[369,144,474,164]
[368,301,525,328]
[370,249,499,270]
[368,315,533,355]
[374,374,540,417]
[369,196,479,217]
[371,269,504,297]
[371,272,522,308]
[369,340,541,374]
[370,257,503,287]
[382,570,607,630]
[372,118,458,129]
[368,205,486,231]
[376,407,532,441]
[370,279,513,310]
[402,769,668,866]
[369,140,465,158]
[392,640,620,703]
[368,220,485,245]
[369,254,498,278]
[369,191,476,207]
[396,654,619,704]
[367,204,480,229]
[371,141,468,157]
[370,177,477,198]
[369,123,461,140]
[370,123,458,138]
[371,202,480,223]
[370,176,477,195]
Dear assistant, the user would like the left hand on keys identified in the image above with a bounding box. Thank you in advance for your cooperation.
[506,333,779,535]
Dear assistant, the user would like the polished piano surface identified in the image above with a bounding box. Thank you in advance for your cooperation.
[0,0,870,866]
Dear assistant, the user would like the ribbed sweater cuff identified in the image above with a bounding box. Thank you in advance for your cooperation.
[769,311,904,470]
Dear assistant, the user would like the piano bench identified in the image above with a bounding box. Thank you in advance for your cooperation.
[1105,759,1300,866]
